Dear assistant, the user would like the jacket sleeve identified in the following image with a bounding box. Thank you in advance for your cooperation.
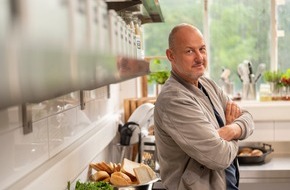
[205,78,255,140]
[158,90,239,170]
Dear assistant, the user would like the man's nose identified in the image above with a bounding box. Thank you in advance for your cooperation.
[195,51,204,62]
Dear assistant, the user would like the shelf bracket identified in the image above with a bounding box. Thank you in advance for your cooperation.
[107,85,111,99]
[80,90,85,110]
[22,104,33,134]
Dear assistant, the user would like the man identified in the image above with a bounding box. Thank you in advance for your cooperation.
[154,23,254,190]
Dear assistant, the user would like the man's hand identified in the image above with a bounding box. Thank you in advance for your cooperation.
[225,101,241,125]
[218,124,242,141]
[217,102,242,141]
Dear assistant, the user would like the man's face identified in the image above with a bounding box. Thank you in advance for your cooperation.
[167,26,208,85]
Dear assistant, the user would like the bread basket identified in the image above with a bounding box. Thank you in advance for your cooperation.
[237,143,274,165]
[113,177,160,190]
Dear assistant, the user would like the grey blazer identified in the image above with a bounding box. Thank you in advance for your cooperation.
[154,71,254,190]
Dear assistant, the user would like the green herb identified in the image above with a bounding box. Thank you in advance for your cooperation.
[67,181,71,190]
[263,70,283,83]
[148,71,170,85]
[281,69,290,86]
[148,58,171,85]
[75,180,113,190]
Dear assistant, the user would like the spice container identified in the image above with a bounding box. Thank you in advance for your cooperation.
[108,9,118,55]
[259,83,272,101]
[96,0,109,53]
[133,16,143,59]
[117,16,125,56]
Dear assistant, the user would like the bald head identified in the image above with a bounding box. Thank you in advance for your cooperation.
[168,23,203,50]
[165,23,207,86]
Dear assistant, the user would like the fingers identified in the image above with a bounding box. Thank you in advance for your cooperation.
[218,124,242,141]
[233,102,241,117]
[225,102,241,124]
[228,102,241,116]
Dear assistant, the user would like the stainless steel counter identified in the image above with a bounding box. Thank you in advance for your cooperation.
[240,153,290,183]
[152,153,290,190]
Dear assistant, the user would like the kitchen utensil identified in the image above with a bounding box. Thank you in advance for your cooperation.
[247,61,254,83]
[238,143,274,165]
[254,63,266,83]
[127,103,155,143]
[242,62,250,83]
[221,68,231,83]
[118,121,139,145]
[237,63,245,82]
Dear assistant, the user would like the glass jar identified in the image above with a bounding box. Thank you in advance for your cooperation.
[259,83,272,101]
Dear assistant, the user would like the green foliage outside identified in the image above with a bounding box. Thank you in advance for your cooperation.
[143,0,274,93]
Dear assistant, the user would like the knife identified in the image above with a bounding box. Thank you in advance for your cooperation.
[248,61,253,83]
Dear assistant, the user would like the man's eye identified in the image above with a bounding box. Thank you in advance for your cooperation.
[186,50,194,54]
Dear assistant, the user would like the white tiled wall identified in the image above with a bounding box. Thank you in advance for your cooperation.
[0,85,123,190]
[0,118,49,189]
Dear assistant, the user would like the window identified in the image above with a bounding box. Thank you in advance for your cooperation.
[143,0,287,97]
[143,0,203,96]
[208,0,271,93]
[143,0,203,56]
[277,0,290,71]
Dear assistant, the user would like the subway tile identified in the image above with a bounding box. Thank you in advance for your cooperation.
[47,112,65,157]
[31,96,64,121]
[0,118,49,189]
[97,99,114,117]
[76,106,92,130]
[81,100,96,122]
[0,106,21,135]
[48,108,78,157]
[31,102,49,121]
[85,89,96,101]
[63,92,80,109]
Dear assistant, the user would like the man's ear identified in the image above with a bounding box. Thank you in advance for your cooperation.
[166,49,174,62]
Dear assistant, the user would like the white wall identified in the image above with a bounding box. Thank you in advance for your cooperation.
[0,81,139,190]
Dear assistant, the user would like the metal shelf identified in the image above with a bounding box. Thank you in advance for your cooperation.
[0,48,149,110]
[106,0,164,24]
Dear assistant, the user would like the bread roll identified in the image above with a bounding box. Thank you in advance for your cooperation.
[90,163,101,171]
[91,171,110,181]
[239,147,253,154]
[238,152,251,156]
[251,149,263,156]
[103,177,110,182]
[100,161,114,174]
[110,172,132,186]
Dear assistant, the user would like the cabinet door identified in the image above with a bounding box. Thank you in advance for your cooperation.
[244,121,274,142]
[275,121,290,141]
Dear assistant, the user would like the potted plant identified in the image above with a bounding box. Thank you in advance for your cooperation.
[280,69,290,100]
[263,70,283,100]
[147,58,171,94]
[148,59,170,84]
[147,70,170,85]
